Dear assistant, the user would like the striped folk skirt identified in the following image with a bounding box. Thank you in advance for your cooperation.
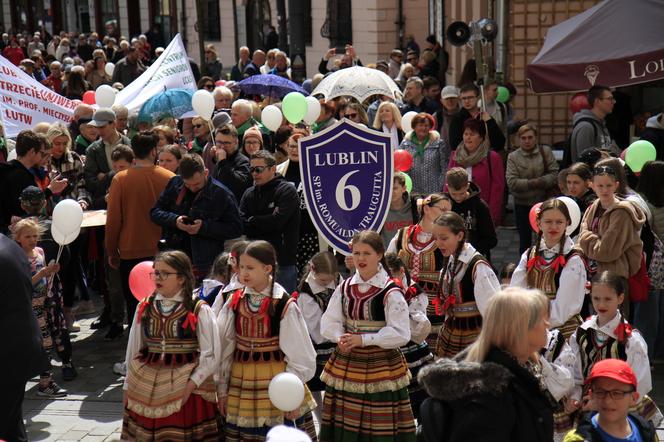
[319,346,417,442]
[122,353,219,441]
[435,305,483,359]
[225,351,318,441]
[399,340,434,420]
[308,341,336,392]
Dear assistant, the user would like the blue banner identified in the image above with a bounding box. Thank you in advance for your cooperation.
[299,119,393,255]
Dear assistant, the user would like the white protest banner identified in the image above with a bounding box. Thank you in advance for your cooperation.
[115,33,196,114]
[0,57,76,137]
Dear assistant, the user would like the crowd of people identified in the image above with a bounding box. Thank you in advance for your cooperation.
[1,29,664,442]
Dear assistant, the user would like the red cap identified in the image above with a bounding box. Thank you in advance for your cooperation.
[584,359,637,389]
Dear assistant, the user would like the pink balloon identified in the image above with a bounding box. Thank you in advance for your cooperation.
[529,202,543,233]
[129,261,156,301]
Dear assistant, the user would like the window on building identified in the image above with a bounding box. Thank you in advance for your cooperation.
[304,0,312,45]
[323,0,352,47]
[202,0,221,41]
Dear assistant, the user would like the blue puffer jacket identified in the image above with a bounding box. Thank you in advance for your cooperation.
[151,175,242,277]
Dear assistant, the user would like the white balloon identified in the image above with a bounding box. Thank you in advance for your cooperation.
[51,224,81,246]
[401,111,418,132]
[261,105,283,132]
[556,196,582,236]
[191,90,215,120]
[303,96,321,124]
[52,199,84,237]
[95,84,116,108]
[104,62,115,77]
[268,372,304,412]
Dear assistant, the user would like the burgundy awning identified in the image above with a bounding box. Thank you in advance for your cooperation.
[526,0,664,94]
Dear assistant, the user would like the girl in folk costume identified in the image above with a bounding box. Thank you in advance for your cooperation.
[294,251,342,423]
[510,198,587,339]
[197,252,231,307]
[210,240,249,316]
[217,240,318,441]
[561,271,663,430]
[122,251,220,441]
[431,212,501,358]
[320,231,416,441]
[384,252,433,420]
[387,192,451,348]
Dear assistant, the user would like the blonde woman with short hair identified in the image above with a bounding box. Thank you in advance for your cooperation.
[372,101,403,151]
[418,288,559,442]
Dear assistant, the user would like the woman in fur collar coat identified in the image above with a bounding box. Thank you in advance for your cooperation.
[418,288,556,442]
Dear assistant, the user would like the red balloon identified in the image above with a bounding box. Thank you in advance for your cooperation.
[129,261,156,301]
[394,149,414,172]
[529,202,543,233]
[82,90,96,105]
[569,92,590,114]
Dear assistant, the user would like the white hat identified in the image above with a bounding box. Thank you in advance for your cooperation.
[441,85,460,100]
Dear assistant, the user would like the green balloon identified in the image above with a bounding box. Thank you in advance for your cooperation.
[403,173,413,193]
[496,86,510,103]
[282,92,307,124]
[625,140,656,173]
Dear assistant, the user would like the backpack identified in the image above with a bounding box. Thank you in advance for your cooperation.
[642,219,664,290]
[561,117,599,168]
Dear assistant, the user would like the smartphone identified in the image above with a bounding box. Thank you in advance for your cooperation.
[182,216,195,225]
[335,46,346,55]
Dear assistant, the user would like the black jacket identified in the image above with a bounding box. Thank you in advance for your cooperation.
[239,175,300,265]
[212,149,252,204]
[418,347,554,442]
[0,234,48,383]
[448,108,506,152]
[564,411,656,442]
[0,160,49,232]
[150,176,242,276]
[447,182,497,257]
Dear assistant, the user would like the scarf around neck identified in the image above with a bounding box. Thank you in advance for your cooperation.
[454,138,490,167]
[410,132,431,158]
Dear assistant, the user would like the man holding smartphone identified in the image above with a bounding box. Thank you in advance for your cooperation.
[318,44,362,75]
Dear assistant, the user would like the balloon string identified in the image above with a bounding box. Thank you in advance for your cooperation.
[55,244,64,264]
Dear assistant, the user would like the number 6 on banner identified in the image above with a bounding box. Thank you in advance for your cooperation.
[336,171,361,211]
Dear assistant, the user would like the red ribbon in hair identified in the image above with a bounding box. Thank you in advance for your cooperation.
[229,289,244,310]
[404,286,418,303]
[182,312,198,332]
[527,255,567,273]
[291,291,300,301]
[136,301,150,324]
[432,295,455,316]
[392,277,404,288]
[614,322,633,343]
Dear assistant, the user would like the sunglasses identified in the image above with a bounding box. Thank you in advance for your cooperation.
[193,124,203,129]
[204,84,214,90]
[593,165,616,177]
[250,166,268,174]
[346,113,358,119]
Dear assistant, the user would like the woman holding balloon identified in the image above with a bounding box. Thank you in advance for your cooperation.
[510,198,587,339]
[398,112,449,195]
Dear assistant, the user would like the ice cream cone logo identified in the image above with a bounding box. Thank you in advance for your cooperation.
[584,65,600,86]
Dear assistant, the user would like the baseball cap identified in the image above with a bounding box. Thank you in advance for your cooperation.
[584,359,637,389]
[441,85,460,100]
[89,108,116,127]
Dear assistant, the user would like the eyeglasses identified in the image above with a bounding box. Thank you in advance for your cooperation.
[593,165,616,177]
[244,139,261,145]
[346,113,358,119]
[250,165,268,174]
[460,95,478,101]
[591,389,634,400]
[149,270,179,280]
[599,95,616,102]
[215,141,233,147]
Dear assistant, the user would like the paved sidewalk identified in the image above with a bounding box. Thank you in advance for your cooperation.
[23,223,664,441]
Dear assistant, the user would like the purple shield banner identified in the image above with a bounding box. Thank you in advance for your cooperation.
[299,119,393,255]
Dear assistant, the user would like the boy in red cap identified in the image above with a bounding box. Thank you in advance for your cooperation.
[563,359,656,442]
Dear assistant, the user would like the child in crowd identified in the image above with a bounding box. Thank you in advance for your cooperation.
[384,252,433,420]
[197,252,231,306]
[211,240,249,316]
[295,251,341,423]
[320,231,416,441]
[563,359,657,442]
[561,271,662,431]
[511,198,587,339]
[387,192,450,348]
[431,212,500,358]
[566,162,597,216]
[499,262,516,288]
[122,251,220,440]
[14,218,74,398]
[444,167,497,259]
[217,240,318,441]
[380,172,420,246]
[105,145,134,203]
